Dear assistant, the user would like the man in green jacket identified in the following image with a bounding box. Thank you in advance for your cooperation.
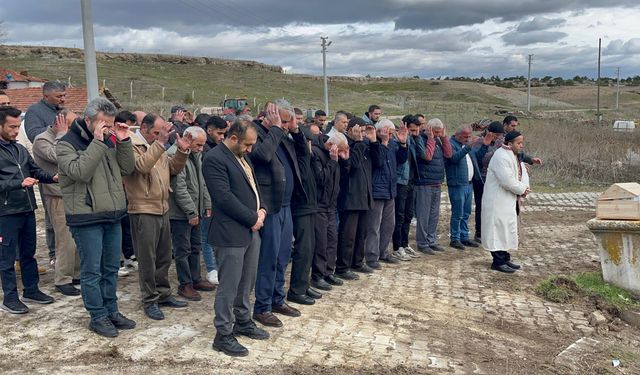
[56,98,136,338]
[168,126,215,302]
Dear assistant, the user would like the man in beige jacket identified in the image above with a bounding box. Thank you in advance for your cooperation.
[123,113,192,320]
[32,109,81,296]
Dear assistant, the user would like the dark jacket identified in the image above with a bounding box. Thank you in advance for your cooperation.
[24,99,59,143]
[248,122,307,214]
[414,135,452,186]
[338,137,372,211]
[203,142,265,248]
[0,140,55,216]
[445,136,477,186]
[203,135,218,153]
[370,139,408,200]
[56,119,135,227]
[311,135,340,213]
[291,139,318,217]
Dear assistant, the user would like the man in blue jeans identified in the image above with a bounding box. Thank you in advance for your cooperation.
[0,106,57,314]
[445,125,481,250]
[56,98,136,337]
[249,100,307,328]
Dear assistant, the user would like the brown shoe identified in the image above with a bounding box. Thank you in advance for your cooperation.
[193,280,216,292]
[252,312,283,327]
[272,302,301,317]
[178,284,202,301]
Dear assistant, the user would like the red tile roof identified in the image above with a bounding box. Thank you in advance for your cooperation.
[6,87,88,113]
[1,69,46,83]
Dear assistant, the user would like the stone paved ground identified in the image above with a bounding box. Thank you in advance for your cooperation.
[1,191,639,374]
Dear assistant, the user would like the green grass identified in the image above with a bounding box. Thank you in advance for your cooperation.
[536,276,576,303]
[536,273,640,311]
[575,272,640,311]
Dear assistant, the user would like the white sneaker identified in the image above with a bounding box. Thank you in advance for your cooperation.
[123,258,138,271]
[207,270,219,285]
[394,248,412,261]
[118,266,130,277]
[404,246,420,258]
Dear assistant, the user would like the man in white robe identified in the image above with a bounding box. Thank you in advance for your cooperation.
[481,131,530,273]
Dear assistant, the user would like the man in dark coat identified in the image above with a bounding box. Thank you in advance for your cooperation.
[203,117,269,357]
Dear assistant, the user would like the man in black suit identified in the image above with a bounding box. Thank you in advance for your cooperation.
[249,100,308,328]
[203,117,269,357]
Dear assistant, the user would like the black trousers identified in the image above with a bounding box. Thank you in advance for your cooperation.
[472,179,484,239]
[121,213,135,259]
[0,212,39,303]
[312,210,338,280]
[289,214,315,296]
[336,210,367,273]
[491,251,511,266]
[392,183,415,250]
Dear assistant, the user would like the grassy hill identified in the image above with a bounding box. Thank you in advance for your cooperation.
[0,44,608,123]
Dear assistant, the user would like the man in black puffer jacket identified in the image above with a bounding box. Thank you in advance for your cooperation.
[0,106,57,314]
[311,133,345,290]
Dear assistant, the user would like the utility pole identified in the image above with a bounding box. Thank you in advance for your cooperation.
[321,36,332,115]
[80,0,99,101]
[616,67,620,110]
[596,38,602,123]
[527,54,533,111]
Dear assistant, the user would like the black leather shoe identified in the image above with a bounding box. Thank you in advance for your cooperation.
[449,241,465,250]
[158,296,188,308]
[108,312,136,330]
[461,239,480,247]
[144,303,165,320]
[352,264,374,274]
[72,278,81,286]
[0,299,29,314]
[311,278,332,291]
[55,283,81,296]
[306,288,322,299]
[287,292,315,305]
[325,274,344,286]
[89,316,118,337]
[506,261,521,270]
[233,320,269,340]
[367,261,381,269]
[417,247,436,255]
[430,244,446,252]
[22,289,55,304]
[213,333,249,357]
[335,270,359,280]
[491,264,516,273]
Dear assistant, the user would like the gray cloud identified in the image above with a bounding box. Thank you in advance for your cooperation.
[516,16,566,32]
[1,0,638,31]
[605,39,640,55]
[502,30,568,45]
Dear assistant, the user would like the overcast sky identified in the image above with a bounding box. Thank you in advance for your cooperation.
[1,0,639,78]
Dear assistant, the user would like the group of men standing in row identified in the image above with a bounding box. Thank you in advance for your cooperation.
[0,83,538,357]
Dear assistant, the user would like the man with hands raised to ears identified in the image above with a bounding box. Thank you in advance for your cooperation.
[56,98,135,337]
[122,113,193,321]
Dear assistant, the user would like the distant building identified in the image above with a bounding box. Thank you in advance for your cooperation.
[0,69,47,89]
[6,87,88,113]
